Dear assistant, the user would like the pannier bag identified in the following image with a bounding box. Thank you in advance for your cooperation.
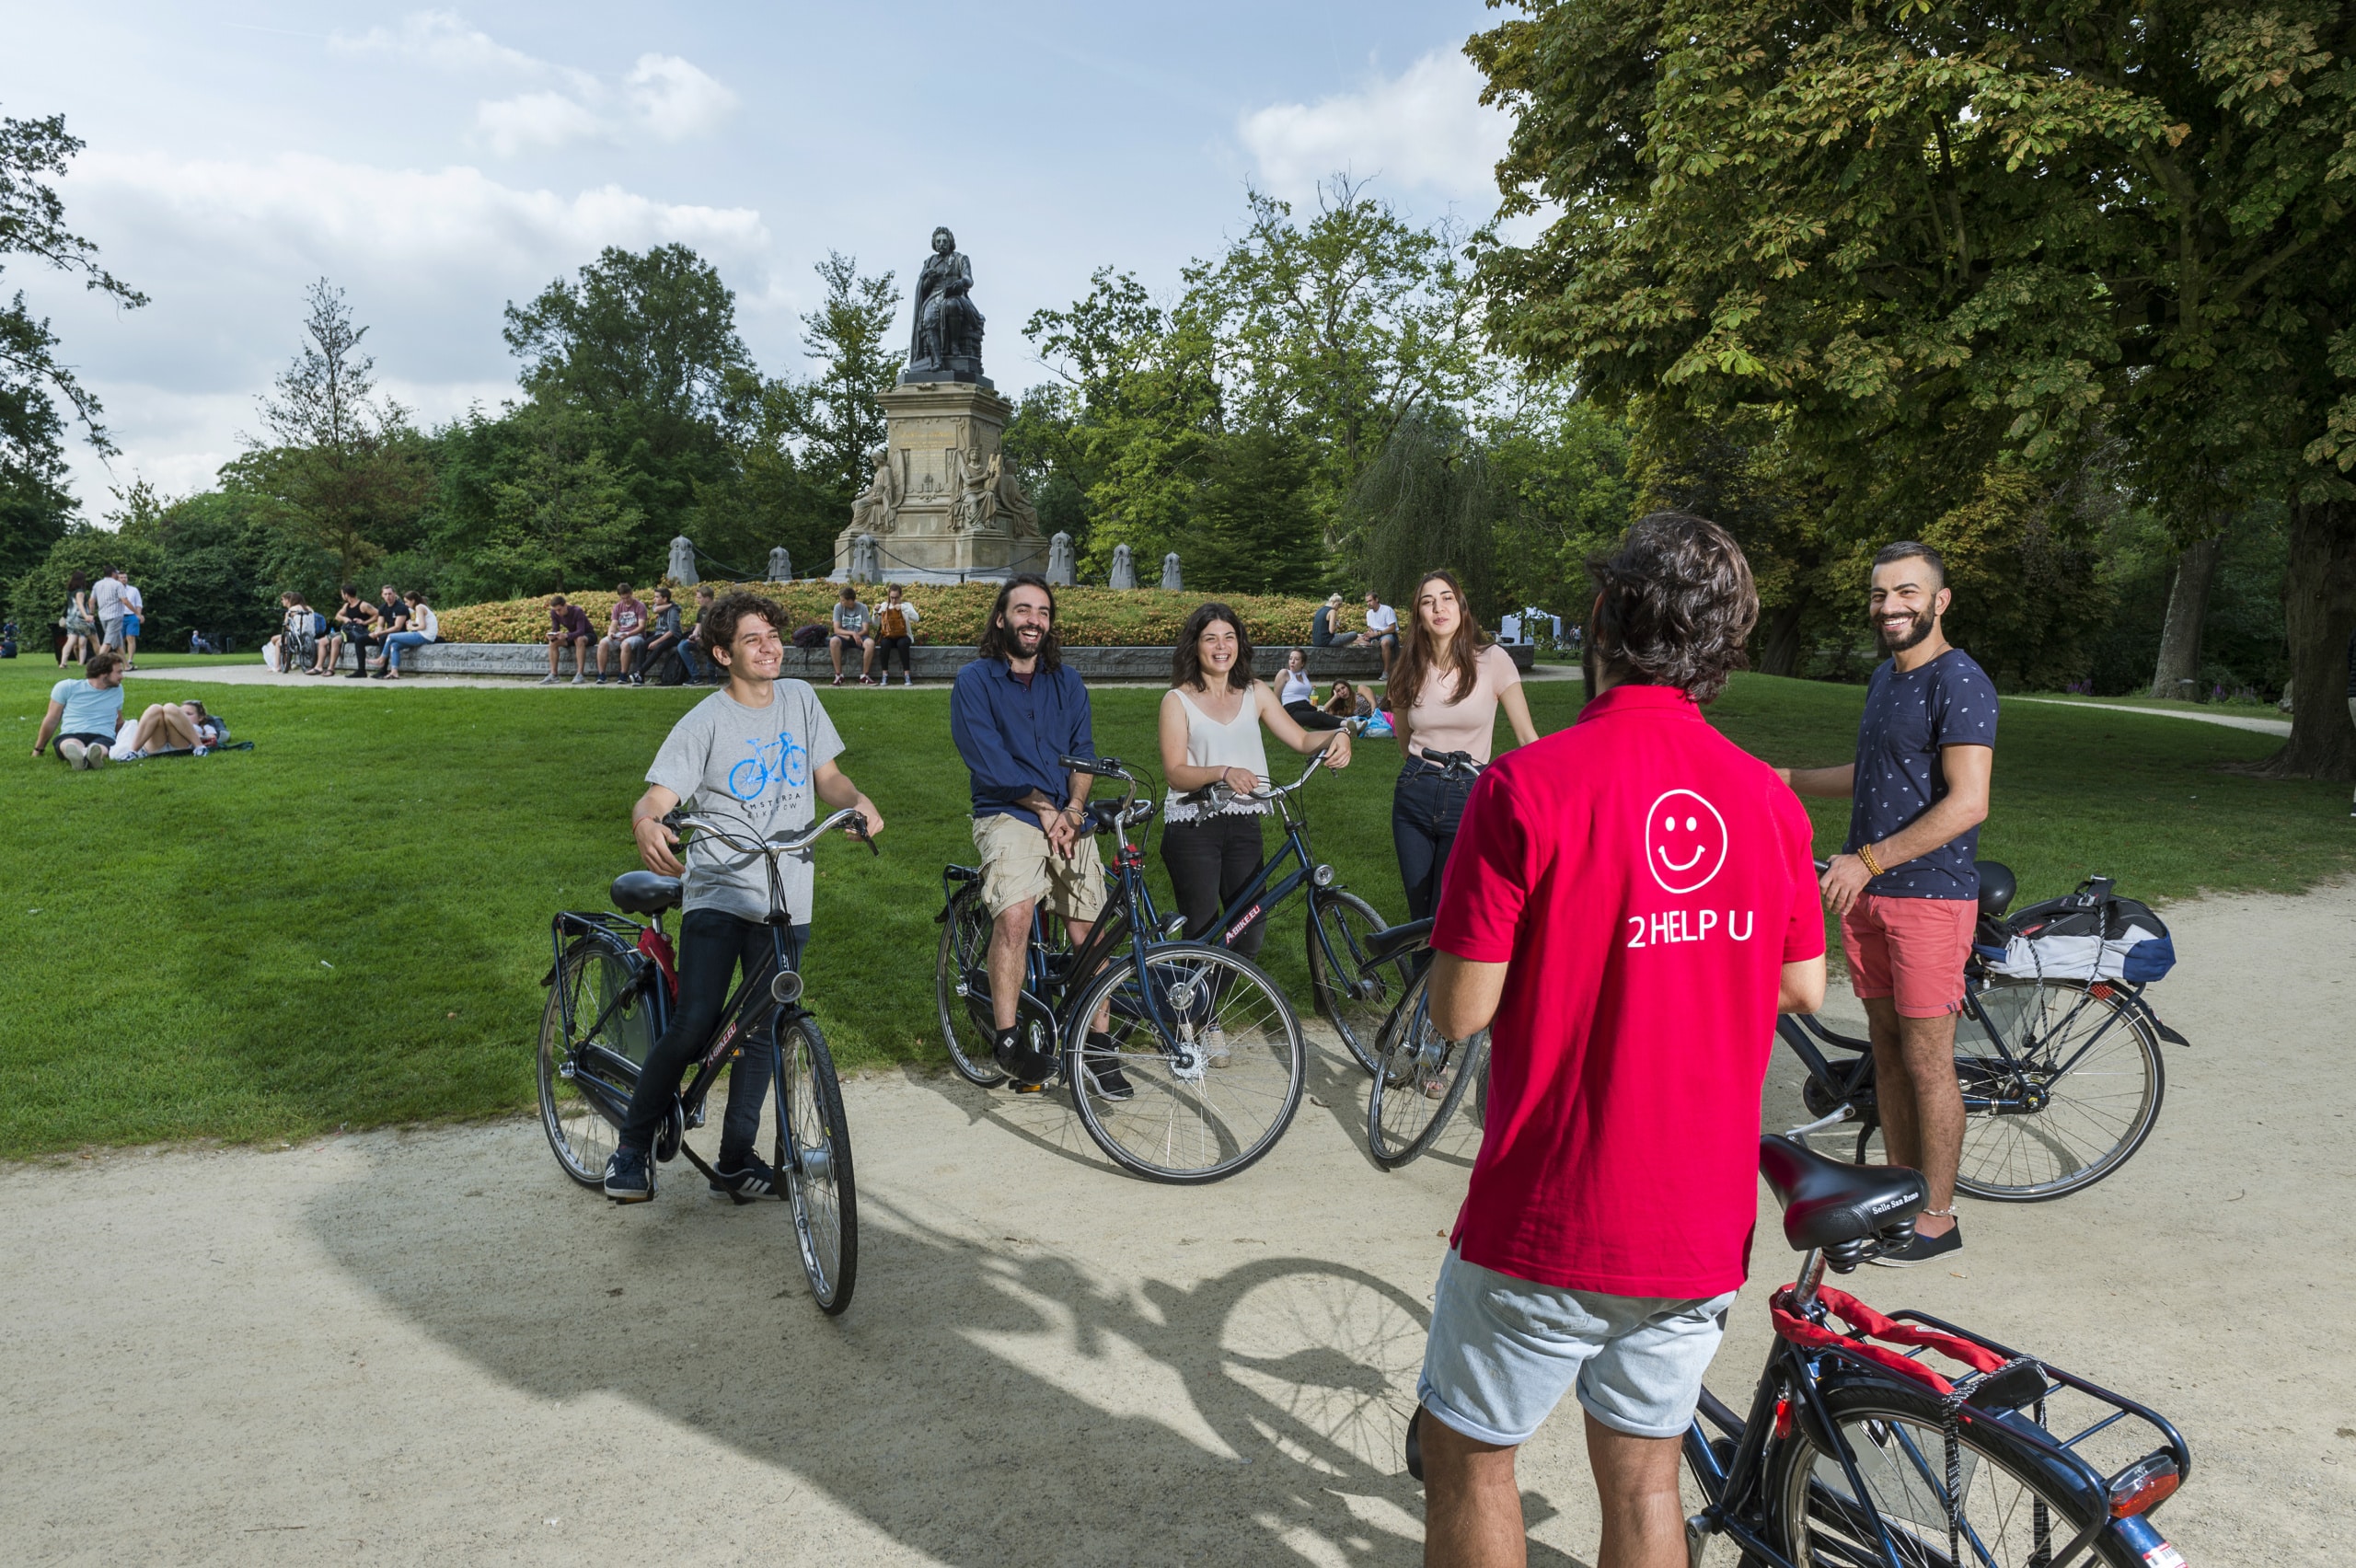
[1981,876,2176,985]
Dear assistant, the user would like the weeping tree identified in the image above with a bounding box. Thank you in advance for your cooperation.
[1348,409,1501,627]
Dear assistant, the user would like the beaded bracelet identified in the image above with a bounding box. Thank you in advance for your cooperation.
[1857,843,1885,878]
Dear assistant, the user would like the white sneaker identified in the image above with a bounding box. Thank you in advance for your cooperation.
[538,674,558,686]
[571,674,584,685]
[903,674,914,686]
[114,748,144,763]
[86,746,110,769]
[59,739,87,768]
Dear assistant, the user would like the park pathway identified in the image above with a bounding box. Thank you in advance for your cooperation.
[2007,694,2292,736]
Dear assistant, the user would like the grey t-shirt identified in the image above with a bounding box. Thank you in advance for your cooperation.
[646,681,845,923]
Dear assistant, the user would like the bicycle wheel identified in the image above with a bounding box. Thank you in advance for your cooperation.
[1854,979,2166,1202]
[1367,972,1484,1170]
[1306,888,1408,1075]
[935,881,1004,1087]
[537,937,654,1187]
[1067,942,1306,1183]
[1773,1378,2131,1567]
[775,1013,858,1313]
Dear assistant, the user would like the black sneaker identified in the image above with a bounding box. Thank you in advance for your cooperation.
[709,1154,777,1201]
[603,1147,654,1203]
[1081,1033,1134,1101]
[1869,1223,1962,1267]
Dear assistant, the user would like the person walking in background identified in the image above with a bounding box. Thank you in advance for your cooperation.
[1410,513,1824,1568]
[873,582,920,686]
[1388,571,1540,921]
[1157,606,1351,1062]
[1356,590,1401,684]
[33,650,129,769]
[1777,540,1995,1267]
[542,594,593,685]
[115,571,145,669]
[92,567,127,659]
[642,586,693,683]
[1275,647,1341,731]
[375,590,438,679]
[829,585,875,686]
[683,584,718,686]
[58,571,95,667]
[596,582,649,685]
[1311,594,1344,648]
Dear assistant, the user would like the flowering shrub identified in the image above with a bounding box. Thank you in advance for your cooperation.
[437,583,1335,647]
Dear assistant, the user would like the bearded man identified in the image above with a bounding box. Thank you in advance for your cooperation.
[1777,540,1996,1267]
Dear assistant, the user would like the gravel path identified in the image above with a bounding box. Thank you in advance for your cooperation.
[2006,695,2293,736]
[4,882,2350,1564]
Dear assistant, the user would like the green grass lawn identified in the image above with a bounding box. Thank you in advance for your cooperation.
[4,657,2349,1158]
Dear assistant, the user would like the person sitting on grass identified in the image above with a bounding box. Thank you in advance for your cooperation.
[602,591,886,1204]
[1275,646,1341,731]
[597,582,649,686]
[1325,678,1374,721]
[829,585,875,686]
[115,699,225,759]
[374,589,438,680]
[543,594,594,685]
[642,586,694,684]
[33,650,128,769]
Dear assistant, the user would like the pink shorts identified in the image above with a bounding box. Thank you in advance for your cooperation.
[1841,894,1976,1018]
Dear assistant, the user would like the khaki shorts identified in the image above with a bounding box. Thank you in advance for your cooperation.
[972,812,1107,924]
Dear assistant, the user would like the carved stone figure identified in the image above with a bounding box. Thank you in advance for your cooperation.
[1046,531,1076,586]
[950,444,997,532]
[850,534,881,582]
[668,536,699,586]
[1110,543,1137,590]
[905,226,986,381]
[768,546,792,582]
[1161,551,1183,591]
[987,453,1040,536]
[850,449,902,536]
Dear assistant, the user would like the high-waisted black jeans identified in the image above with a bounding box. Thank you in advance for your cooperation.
[618,908,809,1162]
[1392,757,1478,922]
[873,634,914,675]
[1159,811,1269,961]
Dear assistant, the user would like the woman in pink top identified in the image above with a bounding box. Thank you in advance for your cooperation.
[1389,570,1539,920]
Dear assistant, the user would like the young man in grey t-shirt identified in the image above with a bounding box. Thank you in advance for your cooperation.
[603,591,885,1203]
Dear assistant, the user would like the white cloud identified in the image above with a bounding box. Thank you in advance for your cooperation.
[625,54,738,142]
[330,9,569,83]
[477,90,606,155]
[1238,51,1509,206]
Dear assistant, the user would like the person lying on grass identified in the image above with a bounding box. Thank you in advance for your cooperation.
[34,650,127,768]
[600,590,886,1205]
[115,700,226,759]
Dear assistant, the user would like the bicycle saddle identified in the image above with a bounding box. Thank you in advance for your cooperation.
[1975,859,2017,920]
[1758,1135,1926,1251]
[610,870,683,915]
[1358,917,1434,970]
[1088,798,1154,834]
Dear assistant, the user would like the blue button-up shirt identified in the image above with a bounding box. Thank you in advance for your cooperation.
[950,656,1095,820]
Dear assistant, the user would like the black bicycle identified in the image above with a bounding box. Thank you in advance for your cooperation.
[1353,918,1496,1170]
[1781,862,2186,1201]
[538,803,875,1313]
[1670,1136,2194,1566]
[933,755,1308,1182]
[1157,748,1415,1074]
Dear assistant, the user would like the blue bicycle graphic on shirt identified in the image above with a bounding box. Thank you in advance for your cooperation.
[730,731,809,802]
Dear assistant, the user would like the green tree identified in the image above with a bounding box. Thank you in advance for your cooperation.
[1189,429,1323,596]
[785,251,900,496]
[1347,408,1502,622]
[1471,1,2356,773]
[477,403,644,595]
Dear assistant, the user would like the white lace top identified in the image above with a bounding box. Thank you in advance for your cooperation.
[1162,686,1273,822]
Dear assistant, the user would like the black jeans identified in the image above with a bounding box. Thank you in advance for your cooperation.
[1284,699,1343,732]
[1159,812,1269,960]
[1392,758,1477,922]
[874,634,914,674]
[618,908,809,1163]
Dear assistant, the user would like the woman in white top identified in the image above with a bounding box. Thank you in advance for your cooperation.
[1274,647,1343,731]
[1388,569,1539,920]
[375,589,440,680]
[1159,604,1351,974]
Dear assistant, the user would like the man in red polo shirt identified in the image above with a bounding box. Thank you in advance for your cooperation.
[1414,513,1827,1568]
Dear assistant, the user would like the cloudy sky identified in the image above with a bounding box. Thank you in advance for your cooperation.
[3,2,1516,514]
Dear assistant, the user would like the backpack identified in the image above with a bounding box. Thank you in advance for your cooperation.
[791,621,826,650]
[1981,877,2176,985]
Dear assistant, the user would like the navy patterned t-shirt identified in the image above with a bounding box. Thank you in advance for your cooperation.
[1844,649,1998,900]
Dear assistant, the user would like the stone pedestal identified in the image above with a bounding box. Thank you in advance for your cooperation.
[833,380,1047,582]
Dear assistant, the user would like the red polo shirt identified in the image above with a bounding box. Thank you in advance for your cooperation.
[1432,684,1822,1297]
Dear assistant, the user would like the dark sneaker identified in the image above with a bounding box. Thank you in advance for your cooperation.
[1869,1223,1962,1268]
[709,1154,778,1200]
[1081,1034,1134,1101]
[603,1147,654,1203]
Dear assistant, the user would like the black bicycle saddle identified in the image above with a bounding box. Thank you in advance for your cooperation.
[1758,1135,1927,1251]
[610,870,683,915]
[1975,859,2017,920]
[1358,917,1434,970]
[1088,797,1154,834]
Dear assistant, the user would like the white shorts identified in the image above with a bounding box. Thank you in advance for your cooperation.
[1417,1248,1735,1444]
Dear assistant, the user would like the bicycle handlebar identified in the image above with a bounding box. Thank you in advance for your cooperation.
[1173,747,1340,813]
[666,805,879,859]
[1414,748,1484,781]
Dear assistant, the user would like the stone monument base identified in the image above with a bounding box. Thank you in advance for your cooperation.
[833,378,1047,583]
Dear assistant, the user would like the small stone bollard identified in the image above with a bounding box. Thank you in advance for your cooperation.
[1046,531,1077,587]
[1109,543,1137,590]
[1161,551,1182,591]
[768,546,792,582]
[668,536,699,586]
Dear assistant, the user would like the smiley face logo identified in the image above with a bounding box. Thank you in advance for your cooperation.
[1645,789,1728,894]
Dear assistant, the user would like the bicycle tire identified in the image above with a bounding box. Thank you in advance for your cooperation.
[537,937,653,1187]
[776,1013,858,1314]
[1306,888,1409,1076]
[1066,942,1306,1183]
[1366,971,1484,1170]
[935,881,1005,1087]
[1852,978,2166,1203]
[1773,1377,2139,1567]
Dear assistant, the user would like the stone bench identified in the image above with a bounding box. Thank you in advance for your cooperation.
[394,642,1532,681]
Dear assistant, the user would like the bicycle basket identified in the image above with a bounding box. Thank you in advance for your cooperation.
[1981,880,2175,985]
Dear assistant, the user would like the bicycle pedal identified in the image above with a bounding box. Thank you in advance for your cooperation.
[1009,1080,1046,1095]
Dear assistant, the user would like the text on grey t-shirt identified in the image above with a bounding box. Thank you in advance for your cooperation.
[645,680,846,923]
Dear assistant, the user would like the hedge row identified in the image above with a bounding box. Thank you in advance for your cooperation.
[436,582,1341,648]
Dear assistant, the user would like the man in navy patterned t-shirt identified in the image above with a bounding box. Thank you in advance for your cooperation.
[1779,541,1995,1266]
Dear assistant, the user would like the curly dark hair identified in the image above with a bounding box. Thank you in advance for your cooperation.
[1587,512,1759,703]
[977,574,1061,669]
[701,590,792,671]
[1170,601,1254,693]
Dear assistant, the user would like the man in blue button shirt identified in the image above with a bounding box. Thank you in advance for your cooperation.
[949,575,1128,1098]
